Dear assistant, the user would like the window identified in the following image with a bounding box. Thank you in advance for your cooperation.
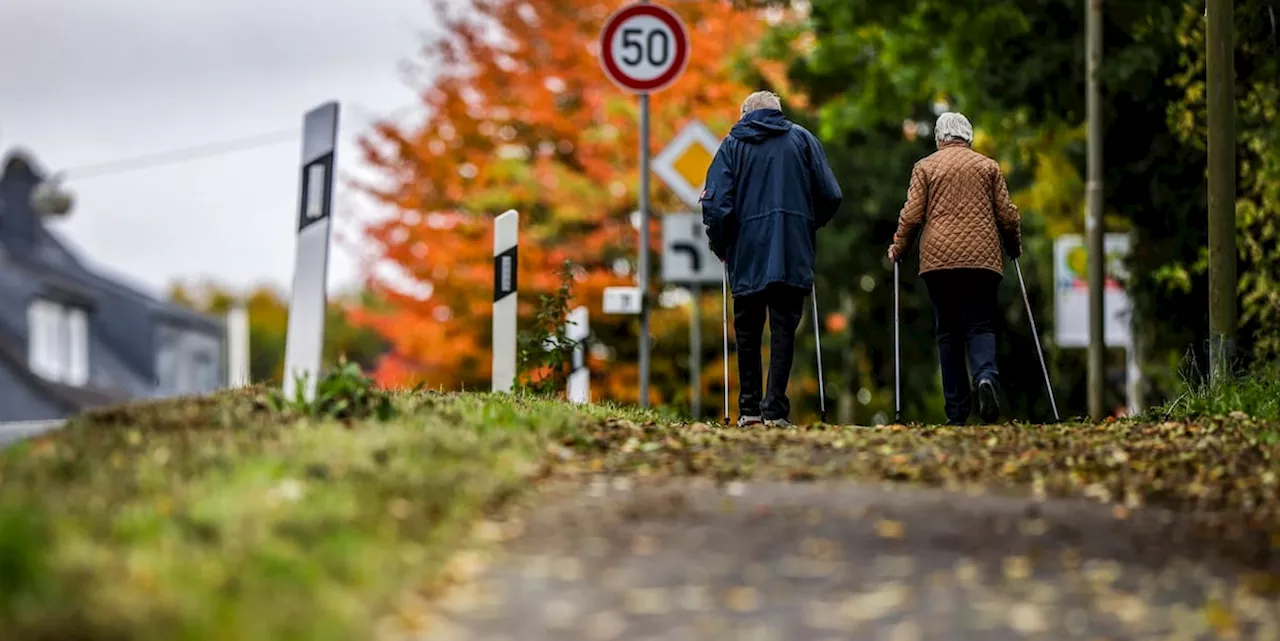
[27,298,89,386]
[156,324,223,396]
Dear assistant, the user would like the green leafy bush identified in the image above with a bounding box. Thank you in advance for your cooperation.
[269,359,398,421]
[516,260,588,397]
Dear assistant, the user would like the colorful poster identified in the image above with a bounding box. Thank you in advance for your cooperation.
[1052,233,1132,348]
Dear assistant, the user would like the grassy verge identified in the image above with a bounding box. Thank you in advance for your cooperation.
[3,374,1279,639]
[0,386,662,641]
[1151,364,1280,422]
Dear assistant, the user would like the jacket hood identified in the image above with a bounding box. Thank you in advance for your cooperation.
[730,109,793,143]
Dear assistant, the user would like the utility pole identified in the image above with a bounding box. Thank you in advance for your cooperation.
[1085,0,1106,421]
[1207,0,1237,384]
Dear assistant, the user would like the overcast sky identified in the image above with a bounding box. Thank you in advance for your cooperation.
[0,0,436,297]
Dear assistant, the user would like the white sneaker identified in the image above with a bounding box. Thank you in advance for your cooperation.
[737,415,763,428]
[765,418,795,428]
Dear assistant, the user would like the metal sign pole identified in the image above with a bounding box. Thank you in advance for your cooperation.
[600,0,689,409]
[690,285,701,417]
[282,101,339,402]
[638,91,651,408]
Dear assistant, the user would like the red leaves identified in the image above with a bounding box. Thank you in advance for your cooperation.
[353,0,771,397]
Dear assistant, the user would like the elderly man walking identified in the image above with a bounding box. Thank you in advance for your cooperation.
[702,91,843,427]
[888,112,1022,425]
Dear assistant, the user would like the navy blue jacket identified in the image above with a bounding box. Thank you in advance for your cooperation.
[700,109,842,297]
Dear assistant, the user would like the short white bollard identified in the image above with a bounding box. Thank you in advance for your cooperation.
[566,306,590,404]
[226,304,250,388]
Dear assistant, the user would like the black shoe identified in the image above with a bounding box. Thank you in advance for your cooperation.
[977,379,1000,424]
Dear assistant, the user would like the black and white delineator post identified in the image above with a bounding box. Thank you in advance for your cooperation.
[566,306,590,403]
[282,101,339,401]
[492,210,519,392]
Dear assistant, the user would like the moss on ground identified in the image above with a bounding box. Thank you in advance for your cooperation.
[1,385,1278,640]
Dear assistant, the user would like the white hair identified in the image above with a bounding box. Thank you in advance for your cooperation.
[934,112,974,147]
[741,90,782,115]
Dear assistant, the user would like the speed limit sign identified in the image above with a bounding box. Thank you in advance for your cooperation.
[598,2,690,94]
[599,2,691,408]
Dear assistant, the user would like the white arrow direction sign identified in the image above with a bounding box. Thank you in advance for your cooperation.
[661,212,721,286]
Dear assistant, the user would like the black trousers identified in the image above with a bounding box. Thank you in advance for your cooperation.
[923,268,1001,423]
[734,284,807,420]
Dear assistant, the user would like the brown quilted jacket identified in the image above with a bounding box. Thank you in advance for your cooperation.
[891,141,1021,276]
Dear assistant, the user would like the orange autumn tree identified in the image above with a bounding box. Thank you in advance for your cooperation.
[355,0,791,408]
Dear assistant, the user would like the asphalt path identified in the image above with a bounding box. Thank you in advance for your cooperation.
[408,477,1280,641]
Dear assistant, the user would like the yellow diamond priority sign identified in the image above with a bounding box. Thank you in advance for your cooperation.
[652,120,722,209]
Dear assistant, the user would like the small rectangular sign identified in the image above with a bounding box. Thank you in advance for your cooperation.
[603,287,643,315]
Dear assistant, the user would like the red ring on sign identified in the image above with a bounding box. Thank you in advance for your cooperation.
[599,3,690,93]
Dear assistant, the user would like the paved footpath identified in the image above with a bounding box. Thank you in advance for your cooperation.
[409,477,1280,641]
[0,419,63,449]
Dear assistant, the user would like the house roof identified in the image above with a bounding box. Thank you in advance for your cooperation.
[4,252,99,308]
[43,227,224,332]
[0,148,225,415]
[2,150,222,329]
[0,253,155,404]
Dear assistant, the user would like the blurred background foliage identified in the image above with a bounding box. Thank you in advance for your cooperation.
[170,0,1279,425]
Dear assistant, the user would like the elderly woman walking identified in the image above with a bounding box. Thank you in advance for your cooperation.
[887,112,1022,425]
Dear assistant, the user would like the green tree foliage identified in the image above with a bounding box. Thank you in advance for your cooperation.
[1165,1,1280,362]
[760,0,1278,419]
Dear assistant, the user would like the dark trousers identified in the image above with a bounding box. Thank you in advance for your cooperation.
[734,284,807,420]
[923,269,1001,423]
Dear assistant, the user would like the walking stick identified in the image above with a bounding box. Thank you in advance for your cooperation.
[722,265,731,426]
[894,262,901,423]
[1014,258,1061,421]
[812,284,827,423]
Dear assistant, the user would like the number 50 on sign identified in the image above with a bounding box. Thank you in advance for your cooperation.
[599,3,690,94]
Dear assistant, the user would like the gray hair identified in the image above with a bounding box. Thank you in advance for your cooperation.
[741,90,782,115]
[934,112,974,147]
